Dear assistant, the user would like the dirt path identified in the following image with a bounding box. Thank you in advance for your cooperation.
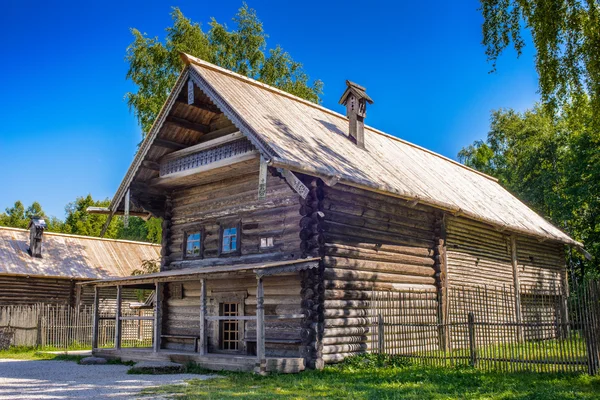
[0,358,214,399]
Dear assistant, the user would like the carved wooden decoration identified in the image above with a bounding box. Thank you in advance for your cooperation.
[279,168,309,199]
[258,157,268,200]
[124,189,130,228]
[187,79,194,105]
[160,138,254,177]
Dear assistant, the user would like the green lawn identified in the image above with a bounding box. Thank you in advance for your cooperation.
[0,346,85,362]
[142,355,600,400]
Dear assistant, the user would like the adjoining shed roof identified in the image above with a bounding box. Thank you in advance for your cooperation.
[81,258,321,287]
[108,53,580,247]
[0,227,161,279]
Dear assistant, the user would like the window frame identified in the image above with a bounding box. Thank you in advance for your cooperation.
[218,221,241,257]
[183,227,205,260]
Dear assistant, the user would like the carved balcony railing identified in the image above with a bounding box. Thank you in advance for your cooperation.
[159,138,255,177]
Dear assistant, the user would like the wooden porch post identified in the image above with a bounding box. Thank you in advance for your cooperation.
[510,236,524,341]
[256,275,266,375]
[153,282,163,352]
[115,285,122,349]
[199,278,207,355]
[92,286,99,350]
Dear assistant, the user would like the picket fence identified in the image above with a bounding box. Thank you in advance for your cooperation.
[0,304,153,349]
[370,280,600,374]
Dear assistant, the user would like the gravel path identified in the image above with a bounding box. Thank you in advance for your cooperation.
[0,358,215,399]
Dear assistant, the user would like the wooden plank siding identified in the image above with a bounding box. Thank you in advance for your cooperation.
[445,217,568,345]
[313,182,439,365]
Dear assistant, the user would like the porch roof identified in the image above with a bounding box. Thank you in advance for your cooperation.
[79,258,320,287]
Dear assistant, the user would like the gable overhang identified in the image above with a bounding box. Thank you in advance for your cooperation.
[102,54,584,252]
[101,60,283,236]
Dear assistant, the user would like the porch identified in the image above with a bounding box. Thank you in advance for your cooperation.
[95,347,305,373]
[81,258,319,374]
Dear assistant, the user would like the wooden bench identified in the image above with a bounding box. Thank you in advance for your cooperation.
[245,337,302,355]
[161,334,200,352]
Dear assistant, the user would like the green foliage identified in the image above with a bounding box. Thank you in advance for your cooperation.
[126,3,322,135]
[63,195,118,237]
[0,201,63,231]
[480,0,600,121]
[459,99,600,277]
[143,364,600,399]
[0,195,161,244]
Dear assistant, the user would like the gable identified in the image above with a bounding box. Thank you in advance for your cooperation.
[107,53,580,248]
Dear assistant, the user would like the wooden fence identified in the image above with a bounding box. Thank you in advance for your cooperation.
[370,280,600,374]
[0,304,153,349]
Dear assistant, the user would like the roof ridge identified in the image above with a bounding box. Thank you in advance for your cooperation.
[181,53,498,183]
[0,226,161,247]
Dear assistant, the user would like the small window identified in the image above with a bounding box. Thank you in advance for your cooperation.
[221,225,239,254]
[185,231,202,258]
[220,302,240,350]
[260,237,274,248]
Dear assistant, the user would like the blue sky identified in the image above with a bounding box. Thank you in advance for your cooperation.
[0,0,539,219]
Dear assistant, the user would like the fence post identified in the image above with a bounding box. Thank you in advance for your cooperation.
[584,281,600,375]
[468,312,477,367]
[378,313,384,354]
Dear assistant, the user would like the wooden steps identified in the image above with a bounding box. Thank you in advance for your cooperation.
[94,348,305,374]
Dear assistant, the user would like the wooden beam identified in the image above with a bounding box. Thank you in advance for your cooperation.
[160,131,244,163]
[166,115,209,133]
[510,236,523,341]
[150,151,259,187]
[115,285,122,350]
[154,139,186,150]
[153,282,163,352]
[92,286,99,350]
[141,160,160,171]
[87,206,152,219]
[199,278,207,355]
[201,125,239,142]
[176,99,222,115]
[255,276,266,375]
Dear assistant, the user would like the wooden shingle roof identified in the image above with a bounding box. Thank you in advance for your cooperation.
[0,227,160,279]
[109,53,581,247]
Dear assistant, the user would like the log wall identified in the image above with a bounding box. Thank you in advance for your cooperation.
[315,183,439,364]
[162,274,302,356]
[166,171,302,269]
[0,276,76,306]
[159,168,304,355]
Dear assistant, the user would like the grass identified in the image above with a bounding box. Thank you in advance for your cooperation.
[406,336,589,372]
[141,354,600,400]
[0,346,85,362]
[0,346,134,366]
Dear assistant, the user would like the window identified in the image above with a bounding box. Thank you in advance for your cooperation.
[219,303,240,350]
[184,231,203,258]
[260,237,274,248]
[221,225,239,254]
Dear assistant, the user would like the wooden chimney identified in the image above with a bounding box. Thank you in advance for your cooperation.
[339,80,373,149]
[28,217,47,258]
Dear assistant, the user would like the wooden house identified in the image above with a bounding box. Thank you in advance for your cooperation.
[84,54,584,373]
[0,223,160,307]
